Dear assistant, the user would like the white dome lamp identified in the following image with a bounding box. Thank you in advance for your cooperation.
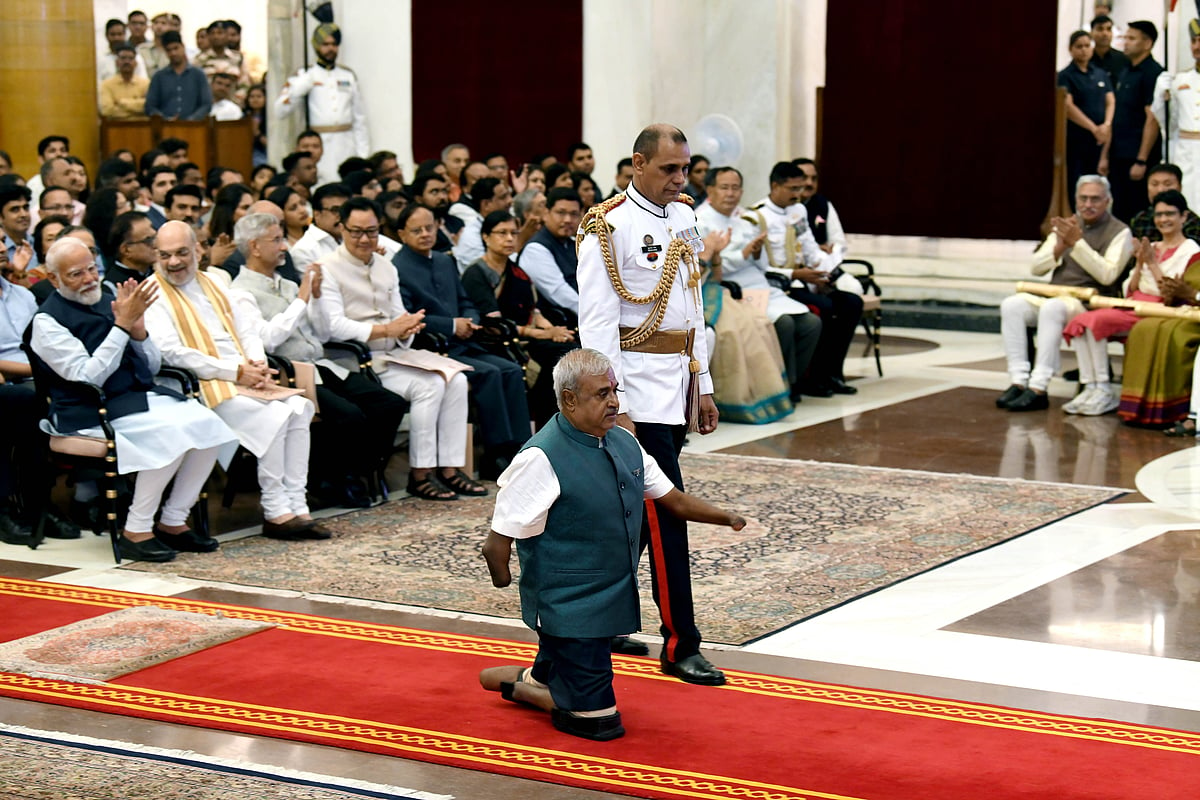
[690,114,744,166]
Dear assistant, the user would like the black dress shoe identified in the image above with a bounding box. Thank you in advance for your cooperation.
[800,382,834,398]
[551,708,625,741]
[70,499,102,535]
[0,513,38,548]
[302,521,334,540]
[154,526,219,553]
[118,535,175,563]
[995,384,1026,409]
[610,636,650,656]
[660,653,726,686]
[43,511,82,540]
[828,377,858,395]
[1006,388,1049,412]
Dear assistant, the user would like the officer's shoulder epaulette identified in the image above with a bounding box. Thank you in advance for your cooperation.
[673,193,695,207]
[740,213,762,226]
[575,194,626,246]
[749,201,766,210]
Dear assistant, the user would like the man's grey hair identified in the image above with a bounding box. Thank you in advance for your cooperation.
[553,348,613,411]
[512,189,542,223]
[40,157,67,184]
[233,212,280,256]
[440,142,468,161]
[1076,174,1111,199]
[44,236,90,275]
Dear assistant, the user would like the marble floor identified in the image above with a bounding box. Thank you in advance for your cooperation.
[3,326,1200,798]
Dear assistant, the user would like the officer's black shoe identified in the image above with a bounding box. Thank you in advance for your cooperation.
[660,653,726,686]
[800,382,834,398]
[154,525,219,553]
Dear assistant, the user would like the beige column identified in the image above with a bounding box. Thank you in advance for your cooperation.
[0,0,98,180]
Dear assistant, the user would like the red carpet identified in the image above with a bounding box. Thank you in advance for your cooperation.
[1,577,1197,799]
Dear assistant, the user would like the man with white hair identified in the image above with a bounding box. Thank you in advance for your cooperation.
[30,237,237,561]
[996,175,1131,411]
[229,212,407,507]
[142,221,324,539]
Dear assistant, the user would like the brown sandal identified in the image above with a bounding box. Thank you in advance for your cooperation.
[440,469,489,497]
[406,473,457,501]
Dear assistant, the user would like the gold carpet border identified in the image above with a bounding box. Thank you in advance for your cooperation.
[0,672,854,800]
[5,578,1199,757]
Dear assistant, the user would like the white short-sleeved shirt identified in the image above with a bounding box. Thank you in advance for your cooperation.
[491,426,674,540]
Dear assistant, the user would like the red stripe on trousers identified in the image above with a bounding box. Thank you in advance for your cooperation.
[644,499,678,661]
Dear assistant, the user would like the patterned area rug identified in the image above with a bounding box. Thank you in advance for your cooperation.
[0,724,448,800]
[0,606,273,682]
[125,453,1122,644]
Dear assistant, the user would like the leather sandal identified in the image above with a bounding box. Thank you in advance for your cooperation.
[406,473,457,501]
[440,469,489,497]
[1165,419,1197,437]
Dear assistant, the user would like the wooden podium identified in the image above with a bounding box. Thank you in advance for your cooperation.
[100,117,254,177]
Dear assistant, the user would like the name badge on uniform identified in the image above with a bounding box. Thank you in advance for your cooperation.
[674,225,704,255]
[641,234,663,254]
[338,80,352,88]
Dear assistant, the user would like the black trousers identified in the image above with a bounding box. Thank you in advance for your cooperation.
[789,287,863,383]
[531,631,614,712]
[1109,155,1156,225]
[311,366,408,482]
[634,421,701,661]
[773,312,822,392]
[0,382,51,518]
[452,350,531,447]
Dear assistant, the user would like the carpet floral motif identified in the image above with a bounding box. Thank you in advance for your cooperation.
[0,606,274,682]
[125,454,1120,644]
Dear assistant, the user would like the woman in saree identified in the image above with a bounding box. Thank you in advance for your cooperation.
[1065,190,1200,418]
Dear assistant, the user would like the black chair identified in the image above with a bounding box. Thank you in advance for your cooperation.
[843,259,883,377]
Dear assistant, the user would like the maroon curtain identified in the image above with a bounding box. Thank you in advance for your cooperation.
[821,2,1057,239]
[410,1,583,166]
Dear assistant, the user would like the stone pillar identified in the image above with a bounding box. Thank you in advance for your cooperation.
[267,0,306,166]
[0,0,98,179]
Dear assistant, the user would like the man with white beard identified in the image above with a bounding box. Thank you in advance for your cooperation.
[30,237,237,562]
[143,221,325,540]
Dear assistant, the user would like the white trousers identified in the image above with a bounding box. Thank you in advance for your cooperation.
[256,400,314,519]
[1174,137,1200,215]
[1072,329,1110,386]
[1000,295,1077,390]
[126,445,221,533]
[378,367,469,469]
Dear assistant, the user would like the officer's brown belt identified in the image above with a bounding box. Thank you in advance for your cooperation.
[618,327,690,355]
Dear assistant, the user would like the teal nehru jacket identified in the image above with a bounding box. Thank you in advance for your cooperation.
[516,413,645,638]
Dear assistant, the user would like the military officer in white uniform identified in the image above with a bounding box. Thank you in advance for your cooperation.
[274,24,369,186]
[1152,20,1200,206]
[577,123,728,687]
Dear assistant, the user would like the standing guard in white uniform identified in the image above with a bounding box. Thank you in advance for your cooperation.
[274,24,369,186]
[1152,20,1200,206]
[577,124,727,686]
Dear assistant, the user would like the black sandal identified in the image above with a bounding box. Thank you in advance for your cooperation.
[440,469,489,497]
[1165,419,1197,438]
[406,473,457,501]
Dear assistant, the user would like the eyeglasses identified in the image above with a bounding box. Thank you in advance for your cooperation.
[1154,210,1182,218]
[403,224,436,236]
[63,262,99,280]
[41,204,73,213]
[344,227,380,239]
[126,235,157,247]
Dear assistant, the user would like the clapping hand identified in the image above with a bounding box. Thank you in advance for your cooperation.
[112,278,158,340]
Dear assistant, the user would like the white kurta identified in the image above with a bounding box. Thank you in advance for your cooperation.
[694,202,810,322]
[142,275,312,459]
[31,315,237,474]
[274,63,369,185]
[577,183,714,424]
